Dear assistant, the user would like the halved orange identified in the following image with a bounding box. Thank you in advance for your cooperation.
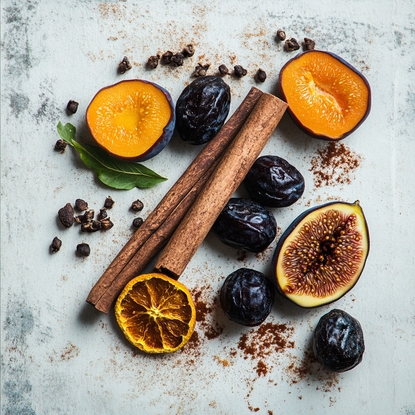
[115,273,196,353]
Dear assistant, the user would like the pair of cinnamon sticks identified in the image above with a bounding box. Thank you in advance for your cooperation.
[87,87,288,313]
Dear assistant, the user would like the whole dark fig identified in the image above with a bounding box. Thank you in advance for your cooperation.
[212,198,277,252]
[220,268,275,326]
[313,309,365,372]
[244,155,305,208]
[175,76,231,145]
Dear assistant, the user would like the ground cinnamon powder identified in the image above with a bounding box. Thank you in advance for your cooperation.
[310,142,362,188]
[191,286,224,340]
[237,322,295,360]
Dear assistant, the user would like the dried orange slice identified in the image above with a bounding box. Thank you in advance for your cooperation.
[115,273,196,353]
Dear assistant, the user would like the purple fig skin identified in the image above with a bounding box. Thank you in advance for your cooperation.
[278,50,371,141]
[271,201,370,308]
[86,79,175,162]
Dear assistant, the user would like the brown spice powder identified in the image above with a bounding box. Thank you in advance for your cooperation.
[237,322,295,360]
[310,142,362,188]
[191,286,224,340]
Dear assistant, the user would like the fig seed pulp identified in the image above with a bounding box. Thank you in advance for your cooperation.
[273,201,369,308]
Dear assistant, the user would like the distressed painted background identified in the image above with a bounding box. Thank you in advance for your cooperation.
[1,1,414,414]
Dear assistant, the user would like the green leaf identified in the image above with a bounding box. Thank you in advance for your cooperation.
[57,121,77,145]
[57,122,167,189]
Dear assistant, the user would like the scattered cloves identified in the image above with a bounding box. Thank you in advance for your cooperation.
[182,44,195,57]
[98,208,108,220]
[54,139,67,153]
[66,100,79,114]
[285,37,300,51]
[104,196,115,209]
[171,52,185,67]
[194,63,210,77]
[118,56,132,74]
[256,68,267,83]
[147,55,160,69]
[58,203,74,228]
[50,237,62,253]
[162,51,174,65]
[303,37,316,50]
[76,209,95,224]
[234,65,247,78]
[276,29,286,41]
[100,217,114,230]
[75,199,88,211]
[132,217,144,228]
[131,199,144,212]
[77,243,90,257]
[218,64,229,76]
[81,220,101,233]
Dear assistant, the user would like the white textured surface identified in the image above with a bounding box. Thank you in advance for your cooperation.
[1,1,414,414]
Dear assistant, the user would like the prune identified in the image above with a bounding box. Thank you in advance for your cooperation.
[244,155,305,208]
[220,268,274,326]
[212,198,277,252]
[175,76,231,145]
[313,309,365,372]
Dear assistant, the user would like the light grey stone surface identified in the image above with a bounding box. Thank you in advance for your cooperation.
[1,1,414,414]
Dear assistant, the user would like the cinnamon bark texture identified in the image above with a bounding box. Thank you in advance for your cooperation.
[154,93,288,279]
[94,165,214,313]
[87,87,263,309]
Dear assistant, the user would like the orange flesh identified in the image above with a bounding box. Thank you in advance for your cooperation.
[117,275,194,352]
[281,52,369,138]
[87,81,171,158]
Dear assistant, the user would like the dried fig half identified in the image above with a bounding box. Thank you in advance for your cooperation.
[272,201,369,308]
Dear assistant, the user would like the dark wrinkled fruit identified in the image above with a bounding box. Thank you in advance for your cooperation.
[313,309,365,372]
[212,198,277,252]
[220,268,275,326]
[272,201,369,308]
[175,76,231,145]
[244,155,305,208]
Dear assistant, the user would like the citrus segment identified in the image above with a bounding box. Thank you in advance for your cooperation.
[115,273,195,353]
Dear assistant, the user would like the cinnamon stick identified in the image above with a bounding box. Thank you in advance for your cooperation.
[154,93,288,279]
[94,163,216,313]
[87,87,263,307]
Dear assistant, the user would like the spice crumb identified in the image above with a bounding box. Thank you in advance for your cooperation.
[118,56,132,74]
[54,139,67,153]
[66,100,79,114]
[104,196,115,209]
[194,63,210,77]
[58,203,74,228]
[234,65,247,78]
[256,68,267,83]
[276,29,286,41]
[75,199,88,211]
[218,64,229,75]
[147,55,160,69]
[76,243,90,256]
[285,38,300,51]
[132,217,144,228]
[50,237,62,253]
[303,37,316,50]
